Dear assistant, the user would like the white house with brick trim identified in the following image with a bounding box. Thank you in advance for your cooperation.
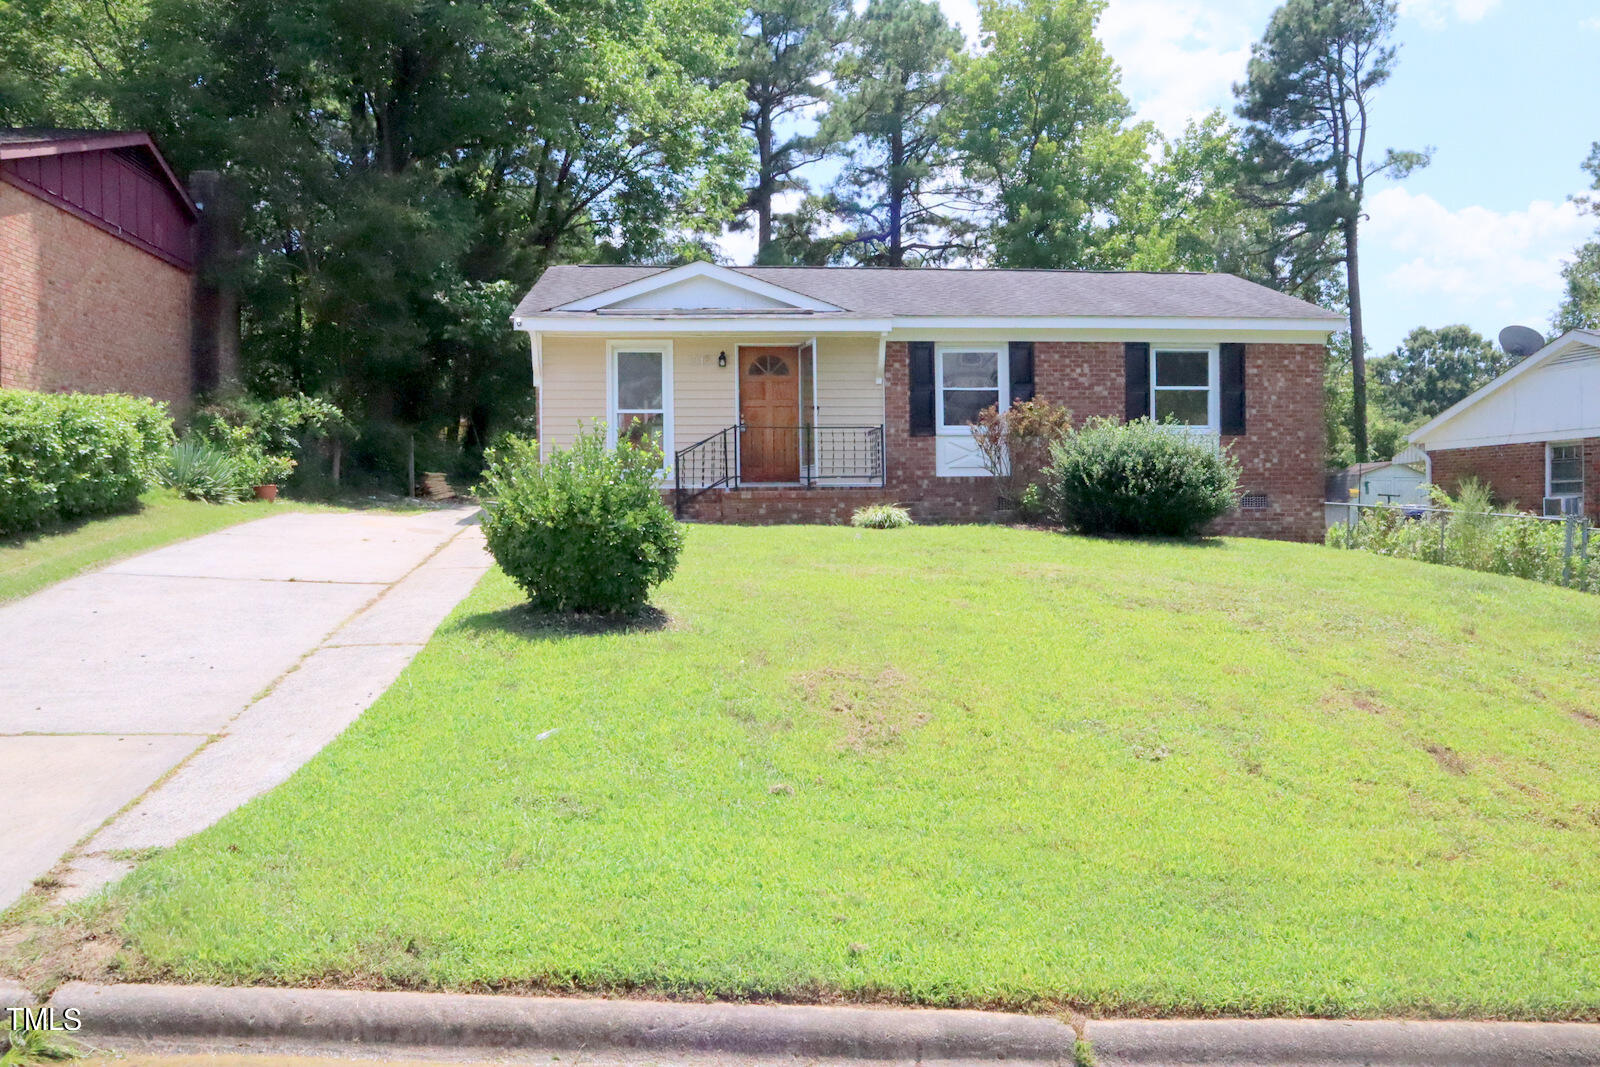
[1410,329,1600,517]
[512,262,1344,539]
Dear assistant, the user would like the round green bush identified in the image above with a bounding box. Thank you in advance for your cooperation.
[477,427,683,614]
[1047,417,1241,538]
[0,389,174,534]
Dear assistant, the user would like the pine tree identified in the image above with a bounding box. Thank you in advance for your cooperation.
[823,0,966,267]
[1234,0,1428,462]
[729,0,848,261]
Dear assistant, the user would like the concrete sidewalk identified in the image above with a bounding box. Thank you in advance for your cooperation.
[0,508,490,911]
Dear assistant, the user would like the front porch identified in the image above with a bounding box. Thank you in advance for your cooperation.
[673,483,903,524]
[672,422,887,517]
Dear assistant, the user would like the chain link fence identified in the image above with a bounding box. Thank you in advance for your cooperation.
[1324,500,1595,592]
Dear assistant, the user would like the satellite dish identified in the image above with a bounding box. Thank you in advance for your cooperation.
[1499,325,1544,358]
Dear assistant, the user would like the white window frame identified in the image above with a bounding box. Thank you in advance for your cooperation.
[606,340,674,462]
[934,343,1008,435]
[1547,440,1584,501]
[1150,345,1220,435]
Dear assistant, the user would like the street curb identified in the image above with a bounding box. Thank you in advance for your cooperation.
[1,980,36,1010]
[1087,1018,1600,1066]
[50,983,1078,1062]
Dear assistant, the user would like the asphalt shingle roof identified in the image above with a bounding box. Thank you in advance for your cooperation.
[515,265,1343,321]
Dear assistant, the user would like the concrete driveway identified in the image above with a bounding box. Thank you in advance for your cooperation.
[0,507,491,912]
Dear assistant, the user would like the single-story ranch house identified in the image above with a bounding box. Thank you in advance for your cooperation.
[513,262,1345,539]
[1410,328,1600,517]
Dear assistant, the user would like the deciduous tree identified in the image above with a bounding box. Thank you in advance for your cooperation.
[953,0,1146,268]
[1555,143,1600,333]
[1369,325,1519,426]
[104,0,746,456]
[1119,112,1342,301]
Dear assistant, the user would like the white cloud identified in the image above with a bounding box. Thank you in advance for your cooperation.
[938,0,981,43]
[1094,0,1270,136]
[1582,15,1600,32]
[1364,187,1592,342]
[1398,0,1501,29]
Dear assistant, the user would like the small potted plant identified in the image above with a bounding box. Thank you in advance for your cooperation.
[251,452,296,502]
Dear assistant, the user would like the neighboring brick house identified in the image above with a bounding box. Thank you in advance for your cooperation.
[1410,329,1600,518]
[512,262,1344,539]
[0,128,228,412]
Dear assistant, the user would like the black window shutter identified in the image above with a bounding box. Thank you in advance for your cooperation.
[1124,342,1151,421]
[1220,342,1246,435]
[908,341,936,437]
[1008,342,1035,405]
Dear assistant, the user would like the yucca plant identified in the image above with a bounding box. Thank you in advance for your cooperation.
[851,503,914,529]
[165,437,246,503]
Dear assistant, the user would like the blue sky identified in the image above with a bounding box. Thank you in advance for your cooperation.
[724,0,1600,355]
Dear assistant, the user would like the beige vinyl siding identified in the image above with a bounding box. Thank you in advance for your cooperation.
[538,336,607,459]
[672,338,738,451]
[815,335,884,427]
[538,333,885,464]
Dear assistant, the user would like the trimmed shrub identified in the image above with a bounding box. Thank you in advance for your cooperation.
[850,503,914,529]
[477,427,683,614]
[166,438,248,503]
[0,390,174,534]
[1046,417,1241,538]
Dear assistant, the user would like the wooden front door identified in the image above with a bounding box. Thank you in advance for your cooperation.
[739,346,801,482]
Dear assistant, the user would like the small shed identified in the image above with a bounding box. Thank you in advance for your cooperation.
[1326,455,1429,508]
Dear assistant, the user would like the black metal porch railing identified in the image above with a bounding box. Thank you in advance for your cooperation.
[674,424,886,516]
[800,425,885,487]
[674,426,739,517]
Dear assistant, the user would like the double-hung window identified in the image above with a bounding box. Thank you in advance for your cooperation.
[936,345,1006,432]
[608,342,672,456]
[1548,442,1584,503]
[1151,348,1218,432]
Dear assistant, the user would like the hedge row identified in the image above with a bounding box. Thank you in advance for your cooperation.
[0,389,175,535]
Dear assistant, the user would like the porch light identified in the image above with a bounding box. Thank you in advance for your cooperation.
[718,350,728,367]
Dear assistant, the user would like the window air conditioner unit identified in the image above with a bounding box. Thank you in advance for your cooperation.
[1543,496,1581,517]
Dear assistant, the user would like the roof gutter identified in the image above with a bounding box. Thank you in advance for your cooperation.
[514,315,896,335]
[513,314,1343,335]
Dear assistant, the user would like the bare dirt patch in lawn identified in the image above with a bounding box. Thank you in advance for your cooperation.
[794,666,929,752]
[1426,744,1472,776]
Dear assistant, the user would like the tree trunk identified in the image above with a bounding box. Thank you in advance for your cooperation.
[887,124,904,268]
[755,108,773,256]
[1345,211,1369,463]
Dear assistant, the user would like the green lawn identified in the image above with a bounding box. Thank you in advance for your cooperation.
[111,526,1600,1018]
[0,490,292,602]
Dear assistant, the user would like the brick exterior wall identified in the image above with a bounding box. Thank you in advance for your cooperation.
[680,338,1328,540]
[1213,342,1328,541]
[1430,438,1600,516]
[0,181,193,411]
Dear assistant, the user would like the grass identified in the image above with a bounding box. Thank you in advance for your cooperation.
[105,526,1600,1018]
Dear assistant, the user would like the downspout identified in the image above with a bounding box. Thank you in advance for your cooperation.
[524,325,543,459]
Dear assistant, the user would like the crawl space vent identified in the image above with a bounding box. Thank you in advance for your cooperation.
[1240,493,1270,511]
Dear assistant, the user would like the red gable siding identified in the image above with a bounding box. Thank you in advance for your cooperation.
[1,147,194,270]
